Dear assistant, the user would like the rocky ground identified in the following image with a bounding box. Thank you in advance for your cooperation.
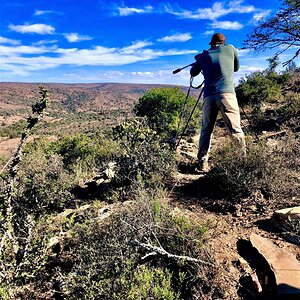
[169,128,300,299]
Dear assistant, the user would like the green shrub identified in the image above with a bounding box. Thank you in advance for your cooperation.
[250,105,267,132]
[134,87,201,137]
[206,136,299,204]
[12,189,215,299]
[49,133,120,172]
[15,151,75,214]
[112,118,175,198]
[0,286,9,300]
[277,92,300,121]
[236,71,284,106]
[127,266,179,300]
[0,119,27,138]
[63,188,216,299]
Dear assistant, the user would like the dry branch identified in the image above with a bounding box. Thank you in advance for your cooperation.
[259,130,287,140]
[134,239,215,266]
[0,86,48,283]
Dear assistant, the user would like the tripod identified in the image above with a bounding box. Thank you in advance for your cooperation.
[172,63,204,150]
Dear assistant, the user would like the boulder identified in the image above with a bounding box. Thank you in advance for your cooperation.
[250,233,300,299]
[273,206,300,233]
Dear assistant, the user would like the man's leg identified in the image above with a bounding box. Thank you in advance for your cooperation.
[198,95,219,169]
[218,93,246,155]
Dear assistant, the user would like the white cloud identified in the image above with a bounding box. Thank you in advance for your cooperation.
[121,41,153,54]
[0,41,197,77]
[33,39,58,46]
[0,36,20,45]
[237,48,250,56]
[240,66,264,73]
[251,10,272,23]
[0,45,50,55]
[117,5,153,16]
[158,33,192,43]
[164,0,255,20]
[64,33,93,43]
[228,0,255,13]
[9,23,55,34]
[203,30,214,36]
[235,64,265,82]
[61,69,192,85]
[34,10,54,16]
[211,20,243,30]
[194,2,230,20]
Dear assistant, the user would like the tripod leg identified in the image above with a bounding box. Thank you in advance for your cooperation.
[175,88,204,150]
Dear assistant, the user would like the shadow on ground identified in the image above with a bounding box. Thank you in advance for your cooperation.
[167,173,238,214]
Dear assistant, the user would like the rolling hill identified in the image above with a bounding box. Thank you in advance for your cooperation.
[0,82,199,158]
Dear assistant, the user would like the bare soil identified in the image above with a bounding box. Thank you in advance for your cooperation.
[169,128,300,299]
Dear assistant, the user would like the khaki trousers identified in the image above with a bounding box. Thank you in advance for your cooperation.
[198,93,246,161]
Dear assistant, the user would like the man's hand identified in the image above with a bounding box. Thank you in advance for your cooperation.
[194,53,201,60]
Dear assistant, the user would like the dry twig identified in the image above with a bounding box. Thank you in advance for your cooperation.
[134,239,215,266]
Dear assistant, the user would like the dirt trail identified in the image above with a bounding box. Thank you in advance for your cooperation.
[168,131,300,299]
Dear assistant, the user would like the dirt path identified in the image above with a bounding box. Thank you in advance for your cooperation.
[168,133,300,299]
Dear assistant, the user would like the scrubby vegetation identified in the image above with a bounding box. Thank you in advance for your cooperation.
[207,135,299,204]
[134,87,201,138]
[0,86,215,299]
[206,61,299,209]
[0,58,299,299]
[0,119,28,139]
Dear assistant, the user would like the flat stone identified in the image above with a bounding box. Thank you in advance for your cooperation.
[274,206,300,218]
[273,206,300,232]
[250,233,300,298]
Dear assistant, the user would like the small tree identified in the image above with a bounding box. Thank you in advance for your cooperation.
[236,71,284,105]
[133,87,200,137]
[244,0,300,66]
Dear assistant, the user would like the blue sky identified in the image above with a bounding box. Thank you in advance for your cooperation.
[0,0,297,85]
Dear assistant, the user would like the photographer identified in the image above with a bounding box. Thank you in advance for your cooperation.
[190,33,246,172]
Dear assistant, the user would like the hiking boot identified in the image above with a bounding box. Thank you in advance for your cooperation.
[195,159,209,173]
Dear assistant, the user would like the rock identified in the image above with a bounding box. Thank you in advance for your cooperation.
[274,206,300,217]
[281,232,300,246]
[250,233,300,298]
[93,161,117,184]
[237,257,249,269]
[251,271,263,294]
[47,237,61,254]
[273,206,300,232]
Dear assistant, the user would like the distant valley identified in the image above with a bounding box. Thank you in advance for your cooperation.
[0,82,197,158]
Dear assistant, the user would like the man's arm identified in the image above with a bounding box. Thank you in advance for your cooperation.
[190,56,202,77]
[234,47,240,72]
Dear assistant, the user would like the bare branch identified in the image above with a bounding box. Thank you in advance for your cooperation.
[243,0,300,65]
[0,86,48,283]
[134,239,215,266]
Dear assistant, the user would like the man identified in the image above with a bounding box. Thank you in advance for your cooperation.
[190,33,246,172]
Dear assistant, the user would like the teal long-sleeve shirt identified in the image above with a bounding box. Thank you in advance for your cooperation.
[190,44,239,98]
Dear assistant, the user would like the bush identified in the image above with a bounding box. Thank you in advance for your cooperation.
[49,133,121,173]
[134,87,201,137]
[0,286,9,300]
[6,187,218,299]
[236,71,284,106]
[112,118,176,199]
[277,92,300,121]
[63,188,216,299]
[15,151,75,215]
[0,119,27,139]
[127,266,178,300]
[206,136,299,205]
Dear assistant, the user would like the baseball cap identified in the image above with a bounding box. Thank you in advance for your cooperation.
[209,33,226,45]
